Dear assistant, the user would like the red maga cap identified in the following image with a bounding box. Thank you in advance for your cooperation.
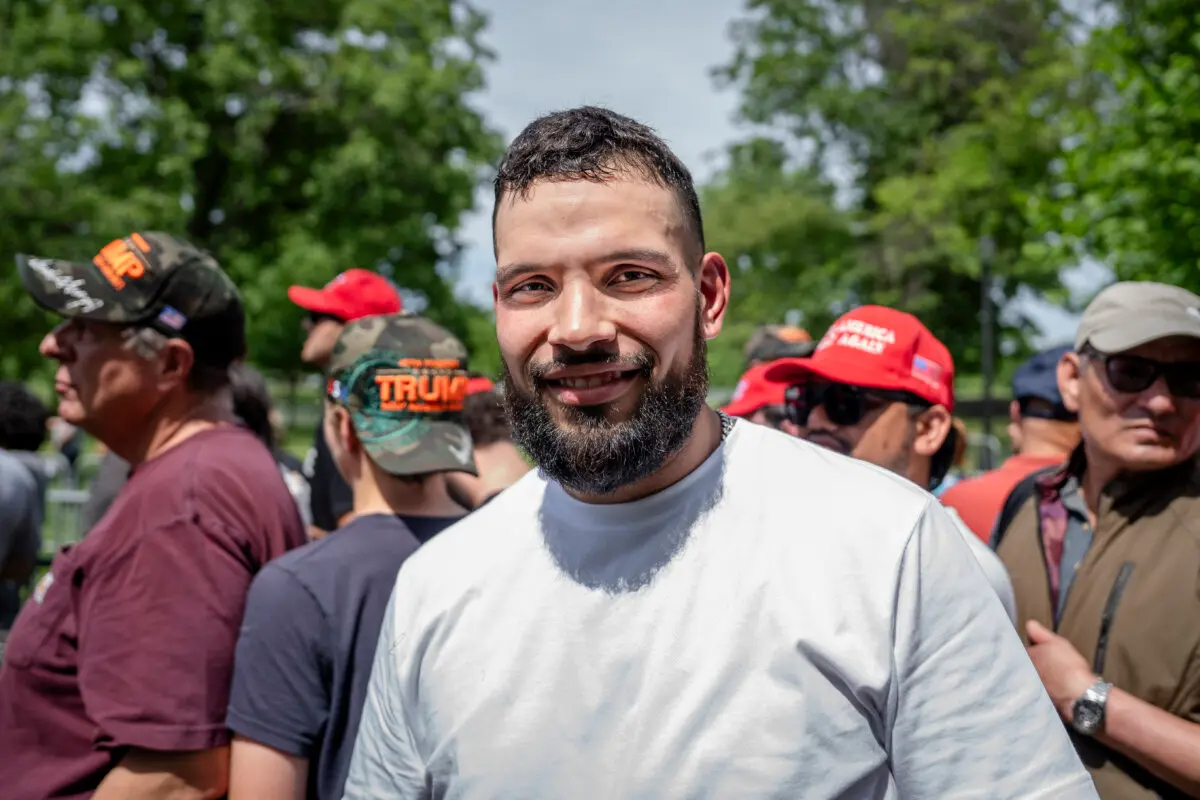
[288,269,402,322]
[764,305,955,410]
[720,362,790,418]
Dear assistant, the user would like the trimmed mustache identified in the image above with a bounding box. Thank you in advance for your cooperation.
[527,349,655,383]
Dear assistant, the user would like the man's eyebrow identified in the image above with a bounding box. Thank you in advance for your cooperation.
[495,263,544,286]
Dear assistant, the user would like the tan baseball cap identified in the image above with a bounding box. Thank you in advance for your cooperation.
[1075,281,1200,354]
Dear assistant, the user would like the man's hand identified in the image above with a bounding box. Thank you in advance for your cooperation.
[1026,620,1096,720]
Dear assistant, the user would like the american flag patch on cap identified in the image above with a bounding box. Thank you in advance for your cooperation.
[156,305,188,331]
[912,354,943,386]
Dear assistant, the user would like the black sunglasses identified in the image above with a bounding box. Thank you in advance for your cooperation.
[1082,345,1200,399]
[785,381,930,428]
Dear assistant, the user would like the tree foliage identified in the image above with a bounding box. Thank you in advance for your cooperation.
[1024,0,1200,293]
[709,0,1078,372]
[0,0,500,381]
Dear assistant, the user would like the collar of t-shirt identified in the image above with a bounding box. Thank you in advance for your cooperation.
[537,423,735,593]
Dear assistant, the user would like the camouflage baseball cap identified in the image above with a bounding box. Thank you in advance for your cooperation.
[326,313,477,477]
[16,232,246,367]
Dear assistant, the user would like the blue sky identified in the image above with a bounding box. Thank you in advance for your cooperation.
[457,0,1093,346]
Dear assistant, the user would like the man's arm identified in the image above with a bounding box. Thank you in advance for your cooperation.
[1026,620,1200,795]
[229,736,308,800]
[92,746,229,800]
[226,565,328,799]
[889,501,1098,798]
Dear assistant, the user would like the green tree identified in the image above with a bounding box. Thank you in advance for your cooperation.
[711,0,1078,372]
[0,0,501,380]
[1025,0,1200,292]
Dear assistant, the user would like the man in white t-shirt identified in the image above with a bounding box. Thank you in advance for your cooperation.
[343,106,1096,799]
[765,306,1018,623]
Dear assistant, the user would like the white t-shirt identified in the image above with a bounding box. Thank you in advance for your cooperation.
[344,422,1095,800]
[944,506,1018,624]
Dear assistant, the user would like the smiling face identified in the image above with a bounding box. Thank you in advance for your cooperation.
[493,173,728,495]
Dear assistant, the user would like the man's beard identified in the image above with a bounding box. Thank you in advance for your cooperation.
[502,316,710,496]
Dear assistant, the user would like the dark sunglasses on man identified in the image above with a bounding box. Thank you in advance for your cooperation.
[784,381,931,428]
[1081,344,1200,399]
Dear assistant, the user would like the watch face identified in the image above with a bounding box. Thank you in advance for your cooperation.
[1074,700,1102,730]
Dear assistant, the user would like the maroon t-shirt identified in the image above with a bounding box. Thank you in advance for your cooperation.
[0,426,306,800]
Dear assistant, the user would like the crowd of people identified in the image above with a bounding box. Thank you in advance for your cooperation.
[0,105,1198,799]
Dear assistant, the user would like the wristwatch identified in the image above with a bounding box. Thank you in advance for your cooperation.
[1071,679,1113,736]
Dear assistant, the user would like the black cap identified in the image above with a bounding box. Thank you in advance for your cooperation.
[16,232,246,368]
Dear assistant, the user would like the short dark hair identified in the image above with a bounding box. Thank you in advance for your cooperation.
[462,390,510,447]
[493,106,705,259]
[229,364,275,450]
[0,381,50,451]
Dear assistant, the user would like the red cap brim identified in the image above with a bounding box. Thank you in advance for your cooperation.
[720,397,764,417]
[288,286,346,318]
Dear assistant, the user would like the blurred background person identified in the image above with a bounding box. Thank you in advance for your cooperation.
[0,382,50,651]
[942,345,1080,541]
[768,306,1017,622]
[447,380,531,509]
[743,323,815,369]
[289,269,403,540]
[719,361,803,435]
[229,363,312,529]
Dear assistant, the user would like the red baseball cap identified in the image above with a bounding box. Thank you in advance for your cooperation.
[764,306,955,410]
[720,362,790,418]
[466,376,495,395]
[288,269,402,321]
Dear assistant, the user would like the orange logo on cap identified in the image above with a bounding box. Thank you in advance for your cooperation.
[375,359,468,413]
[94,235,151,290]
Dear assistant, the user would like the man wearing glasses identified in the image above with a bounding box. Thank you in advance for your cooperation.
[765,306,1016,621]
[289,270,402,538]
[993,282,1200,799]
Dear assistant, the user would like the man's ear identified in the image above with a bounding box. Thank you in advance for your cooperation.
[333,406,363,458]
[159,339,195,391]
[913,404,953,458]
[1058,351,1083,414]
[697,252,731,342]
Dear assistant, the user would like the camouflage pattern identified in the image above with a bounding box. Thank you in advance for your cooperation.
[15,231,240,330]
[744,324,815,366]
[327,313,477,477]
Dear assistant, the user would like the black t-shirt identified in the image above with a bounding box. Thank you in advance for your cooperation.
[307,426,353,532]
[226,512,463,800]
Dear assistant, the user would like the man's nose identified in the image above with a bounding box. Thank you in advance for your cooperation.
[39,323,69,361]
[547,281,617,351]
[1140,375,1180,417]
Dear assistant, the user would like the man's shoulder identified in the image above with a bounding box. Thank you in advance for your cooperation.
[727,423,935,525]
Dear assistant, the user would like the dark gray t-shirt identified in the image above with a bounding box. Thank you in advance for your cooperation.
[0,450,45,634]
[227,512,463,800]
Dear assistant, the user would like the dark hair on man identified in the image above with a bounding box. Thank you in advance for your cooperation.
[0,381,50,452]
[462,390,511,448]
[229,363,275,450]
[493,106,705,260]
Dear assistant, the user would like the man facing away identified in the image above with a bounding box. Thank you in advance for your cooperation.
[0,232,306,800]
[342,106,1095,799]
[227,313,473,800]
[765,306,1018,623]
[288,269,402,538]
[942,345,1080,541]
[994,282,1200,799]
[446,383,531,509]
